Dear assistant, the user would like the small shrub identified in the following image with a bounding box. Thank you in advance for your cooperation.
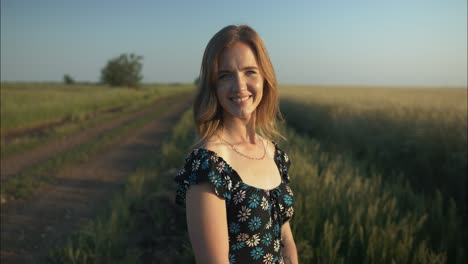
[63,74,75,85]
[101,53,143,88]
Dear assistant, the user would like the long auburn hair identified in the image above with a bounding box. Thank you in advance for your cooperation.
[193,25,284,147]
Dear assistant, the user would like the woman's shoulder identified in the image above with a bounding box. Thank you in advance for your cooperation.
[190,135,233,164]
[181,138,231,172]
[175,139,238,206]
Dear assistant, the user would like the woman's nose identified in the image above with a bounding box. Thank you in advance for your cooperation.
[233,74,247,91]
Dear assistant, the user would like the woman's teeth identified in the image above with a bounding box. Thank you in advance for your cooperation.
[232,96,250,103]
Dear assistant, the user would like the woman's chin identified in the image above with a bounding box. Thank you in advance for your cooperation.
[237,113,252,120]
[226,109,254,121]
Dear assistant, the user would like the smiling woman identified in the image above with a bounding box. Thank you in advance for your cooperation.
[175,25,298,264]
[216,42,264,121]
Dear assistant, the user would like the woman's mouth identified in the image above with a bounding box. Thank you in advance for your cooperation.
[230,95,252,103]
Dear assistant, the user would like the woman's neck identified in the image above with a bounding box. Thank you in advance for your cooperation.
[221,114,257,144]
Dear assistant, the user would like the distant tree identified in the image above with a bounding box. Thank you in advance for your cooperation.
[63,74,75,85]
[194,76,200,86]
[100,53,143,88]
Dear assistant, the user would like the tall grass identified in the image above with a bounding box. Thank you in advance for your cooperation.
[281,126,465,263]
[280,86,467,213]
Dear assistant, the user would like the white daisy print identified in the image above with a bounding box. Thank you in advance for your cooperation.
[279,203,284,212]
[177,168,185,177]
[191,159,200,171]
[223,176,232,191]
[245,234,260,247]
[216,161,225,173]
[260,196,269,210]
[263,253,274,264]
[233,190,246,205]
[265,218,272,229]
[274,239,281,252]
[286,207,294,218]
[279,256,285,264]
[237,206,251,222]
[210,155,219,163]
[237,233,249,242]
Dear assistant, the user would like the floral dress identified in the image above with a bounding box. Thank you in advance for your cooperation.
[175,142,294,264]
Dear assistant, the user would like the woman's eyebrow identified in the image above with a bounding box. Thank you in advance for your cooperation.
[218,66,259,73]
[241,66,259,71]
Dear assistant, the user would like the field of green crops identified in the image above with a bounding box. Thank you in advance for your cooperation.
[48,85,467,263]
[279,86,467,210]
[280,86,467,263]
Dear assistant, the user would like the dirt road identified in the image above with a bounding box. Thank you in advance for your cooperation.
[0,96,191,263]
[1,95,184,182]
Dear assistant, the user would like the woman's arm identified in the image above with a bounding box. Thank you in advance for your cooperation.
[281,222,299,264]
[186,183,230,264]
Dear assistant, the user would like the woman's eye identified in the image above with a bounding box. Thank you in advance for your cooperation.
[246,70,257,76]
[218,73,230,80]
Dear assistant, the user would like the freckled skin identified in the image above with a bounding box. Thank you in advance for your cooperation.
[216,42,264,121]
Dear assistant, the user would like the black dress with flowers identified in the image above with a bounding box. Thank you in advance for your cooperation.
[175,143,294,264]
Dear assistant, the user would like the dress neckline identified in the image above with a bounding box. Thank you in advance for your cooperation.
[196,142,284,192]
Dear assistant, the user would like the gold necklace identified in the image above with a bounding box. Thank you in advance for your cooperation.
[217,134,266,160]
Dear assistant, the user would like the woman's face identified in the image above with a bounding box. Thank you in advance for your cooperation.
[216,42,264,121]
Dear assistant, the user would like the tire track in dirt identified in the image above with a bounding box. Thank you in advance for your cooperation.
[0,94,184,182]
[0,96,192,263]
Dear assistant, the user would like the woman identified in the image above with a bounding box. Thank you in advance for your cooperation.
[175,25,298,264]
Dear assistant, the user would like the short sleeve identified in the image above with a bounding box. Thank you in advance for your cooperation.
[174,148,234,207]
[273,143,294,224]
[274,143,292,183]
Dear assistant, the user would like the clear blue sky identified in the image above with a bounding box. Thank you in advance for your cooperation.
[1,0,467,87]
